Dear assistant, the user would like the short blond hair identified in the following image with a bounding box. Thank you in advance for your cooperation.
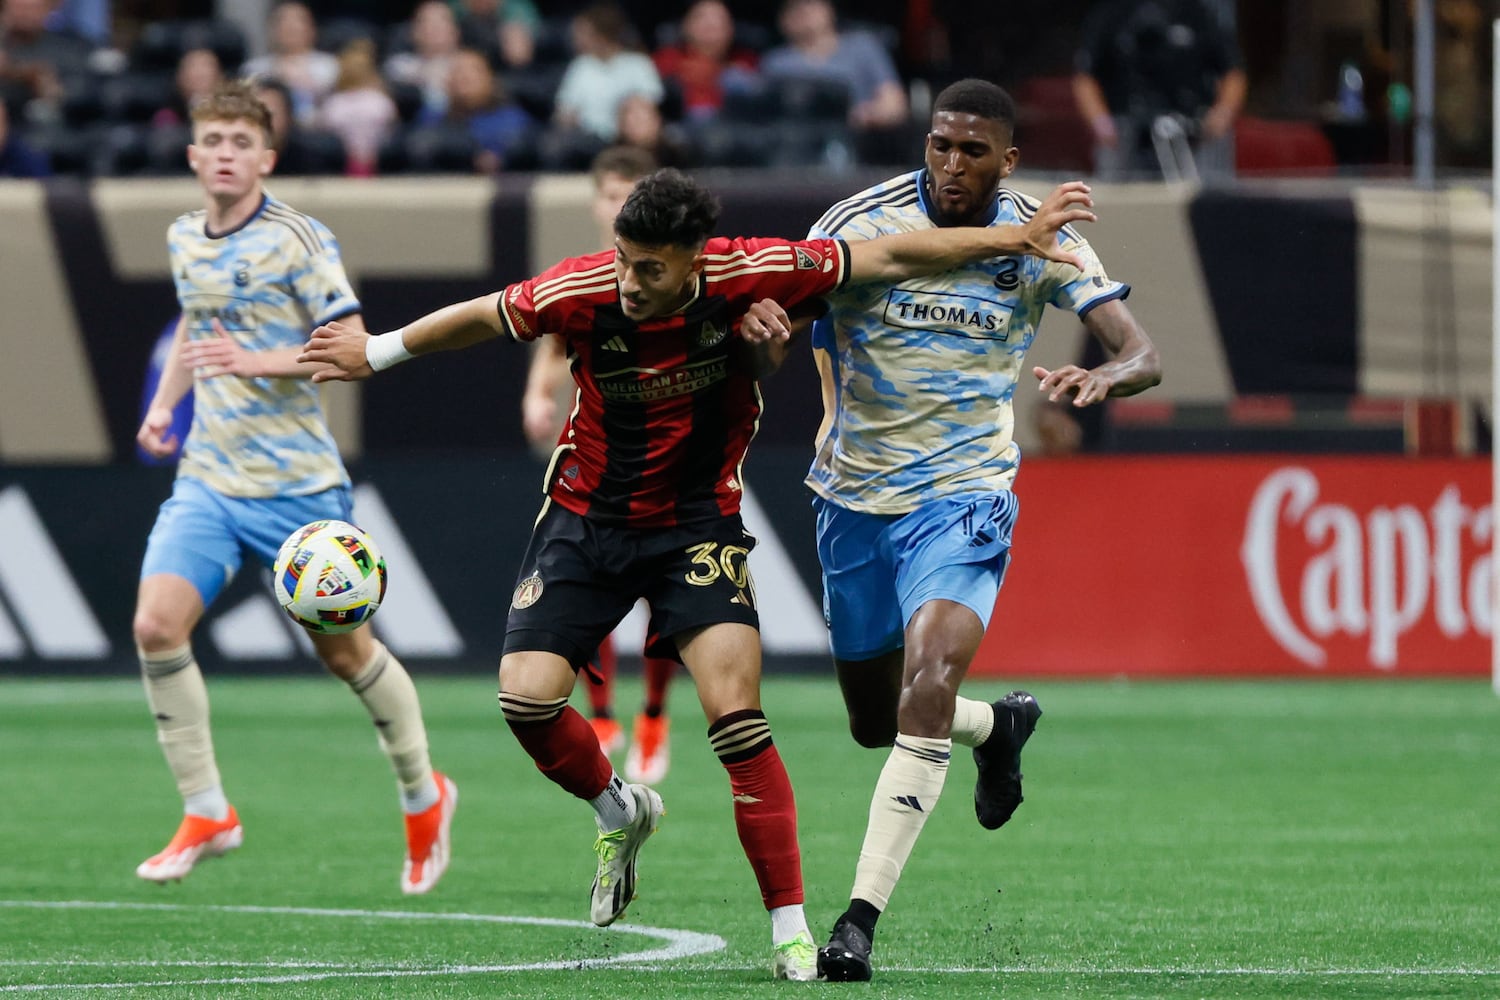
[191,80,274,144]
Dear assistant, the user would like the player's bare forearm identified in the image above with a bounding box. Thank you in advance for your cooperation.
[1085,299,1161,396]
[1035,300,1161,406]
[523,334,569,400]
[148,317,194,411]
[845,182,1095,282]
[301,294,504,381]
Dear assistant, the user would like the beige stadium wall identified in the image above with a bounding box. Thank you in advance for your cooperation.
[0,176,1491,464]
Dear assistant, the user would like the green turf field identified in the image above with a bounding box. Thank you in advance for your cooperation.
[1,674,1495,998]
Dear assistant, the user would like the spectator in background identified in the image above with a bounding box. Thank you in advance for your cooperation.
[318,38,396,176]
[0,95,48,175]
[420,46,533,174]
[240,1,339,126]
[651,0,759,121]
[0,0,95,119]
[553,2,662,143]
[1072,0,1245,181]
[454,0,539,70]
[1433,0,1486,167]
[384,0,462,121]
[761,0,907,131]
[47,0,108,47]
[615,91,690,167]
[152,47,223,128]
[252,75,339,174]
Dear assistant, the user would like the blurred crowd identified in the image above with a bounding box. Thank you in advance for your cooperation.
[0,0,937,178]
[0,0,1490,180]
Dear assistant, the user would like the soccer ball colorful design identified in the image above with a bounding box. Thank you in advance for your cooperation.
[272,519,387,635]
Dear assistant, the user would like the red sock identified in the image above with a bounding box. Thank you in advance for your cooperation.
[587,634,616,717]
[641,656,675,715]
[708,710,804,909]
[502,699,612,800]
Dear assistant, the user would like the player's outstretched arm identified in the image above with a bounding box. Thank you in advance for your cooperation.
[184,317,368,380]
[844,181,1096,283]
[1033,299,1162,407]
[301,293,505,382]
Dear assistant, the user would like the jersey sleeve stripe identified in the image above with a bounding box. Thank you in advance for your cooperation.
[262,204,325,255]
[497,290,528,341]
[315,303,361,327]
[534,277,616,311]
[701,245,793,270]
[531,261,614,299]
[1076,284,1131,316]
[816,189,920,237]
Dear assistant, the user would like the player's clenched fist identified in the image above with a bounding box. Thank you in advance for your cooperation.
[300,322,374,382]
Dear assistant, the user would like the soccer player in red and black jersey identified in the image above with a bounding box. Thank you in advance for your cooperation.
[301,168,1095,980]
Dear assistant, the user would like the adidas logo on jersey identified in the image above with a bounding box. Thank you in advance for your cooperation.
[601,336,628,352]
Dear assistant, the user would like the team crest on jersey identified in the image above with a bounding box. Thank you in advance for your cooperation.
[794,247,819,270]
[993,258,1021,291]
[512,573,544,610]
[696,320,727,348]
[234,259,251,287]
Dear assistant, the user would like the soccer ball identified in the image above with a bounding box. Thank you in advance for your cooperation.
[272,519,387,635]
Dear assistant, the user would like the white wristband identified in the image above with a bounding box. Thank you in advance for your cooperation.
[366,329,414,372]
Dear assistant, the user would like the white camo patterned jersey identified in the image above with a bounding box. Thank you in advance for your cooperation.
[167,193,359,498]
[806,169,1130,514]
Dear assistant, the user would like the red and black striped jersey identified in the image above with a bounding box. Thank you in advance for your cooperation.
[497,235,851,527]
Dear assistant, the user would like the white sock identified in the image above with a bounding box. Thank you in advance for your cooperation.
[140,644,227,819]
[591,773,636,831]
[347,643,439,813]
[951,696,995,748]
[770,903,810,946]
[850,734,951,910]
[184,786,230,822]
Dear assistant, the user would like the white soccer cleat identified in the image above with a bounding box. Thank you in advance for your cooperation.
[136,807,244,883]
[401,772,458,895]
[773,930,822,981]
[590,783,663,926]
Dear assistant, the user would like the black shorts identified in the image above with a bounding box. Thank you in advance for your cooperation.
[503,501,760,669]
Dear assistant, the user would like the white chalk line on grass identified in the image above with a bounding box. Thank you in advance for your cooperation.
[0,900,725,992]
[3,902,1496,991]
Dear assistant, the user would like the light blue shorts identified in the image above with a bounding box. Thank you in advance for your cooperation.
[814,491,1018,661]
[140,476,354,608]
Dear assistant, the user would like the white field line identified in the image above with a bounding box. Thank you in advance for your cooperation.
[2,901,1496,990]
[0,900,725,992]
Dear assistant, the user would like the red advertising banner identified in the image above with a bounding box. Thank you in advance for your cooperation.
[979,457,1493,677]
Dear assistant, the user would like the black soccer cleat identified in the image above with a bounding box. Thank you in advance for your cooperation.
[817,917,874,982]
[973,690,1042,830]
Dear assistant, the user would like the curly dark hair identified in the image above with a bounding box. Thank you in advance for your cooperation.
[613,168,720,250]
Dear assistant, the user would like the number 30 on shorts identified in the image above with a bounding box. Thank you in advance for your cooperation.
[684,541,751,589]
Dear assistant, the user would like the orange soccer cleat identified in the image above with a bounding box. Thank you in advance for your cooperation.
[402,772,458,895]
[624,713,670,785]
[590,716,625,756]
[136,807,244,883]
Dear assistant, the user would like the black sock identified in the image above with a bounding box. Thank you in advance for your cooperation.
[842,898,881,940]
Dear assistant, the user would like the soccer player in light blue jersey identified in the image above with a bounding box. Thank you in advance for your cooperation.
[806,78,1163,981]
[131,82,457,895]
